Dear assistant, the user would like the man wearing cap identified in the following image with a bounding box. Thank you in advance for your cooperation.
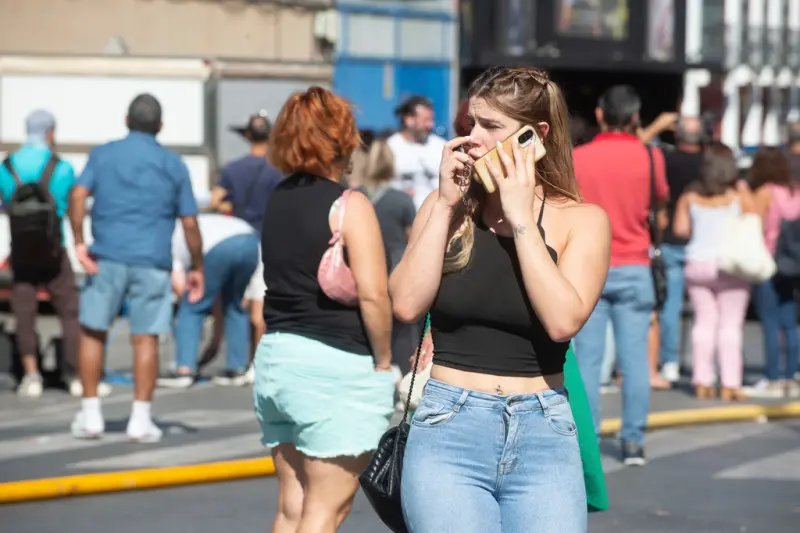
[68,94,204,442]
[0,110,80,398]
[210,111,282,362]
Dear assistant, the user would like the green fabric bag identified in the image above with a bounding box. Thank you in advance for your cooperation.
[564,343,609,512]
[417,318,608,512]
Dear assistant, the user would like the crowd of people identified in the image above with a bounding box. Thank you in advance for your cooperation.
[5,61,800,531]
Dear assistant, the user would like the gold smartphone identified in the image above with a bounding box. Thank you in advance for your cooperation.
[472,125,546,193]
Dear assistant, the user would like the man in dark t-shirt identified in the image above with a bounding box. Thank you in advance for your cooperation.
[658,116,703,384]
[373,187,416,270]
[211,112,282,234]
[209,112,282,367]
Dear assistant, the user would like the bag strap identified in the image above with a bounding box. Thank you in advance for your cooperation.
[335,189,353,234]
[371,186,389,206]
[39,154,60,191]
[400,315,430,425]
[646,145,661,248]
[2,157,23,189]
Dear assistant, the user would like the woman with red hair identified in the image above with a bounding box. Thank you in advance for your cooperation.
[254,87,395,532]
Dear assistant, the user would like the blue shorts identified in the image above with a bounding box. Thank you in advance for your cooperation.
[253,332,396,458]
[79,260,172,335]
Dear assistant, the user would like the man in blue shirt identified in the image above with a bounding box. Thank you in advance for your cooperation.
[0,110,80,399]
[68,94,205,443]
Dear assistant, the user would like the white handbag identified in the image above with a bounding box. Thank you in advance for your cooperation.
[717,212,776,283]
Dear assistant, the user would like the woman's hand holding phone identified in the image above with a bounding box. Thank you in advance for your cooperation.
[484,136,538,231]
[437,136,474,209]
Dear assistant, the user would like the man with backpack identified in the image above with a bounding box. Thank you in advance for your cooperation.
[0,109,80,398]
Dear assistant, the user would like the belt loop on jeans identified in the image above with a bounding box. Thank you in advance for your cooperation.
[453,389,470,412]
[534,392,549,416]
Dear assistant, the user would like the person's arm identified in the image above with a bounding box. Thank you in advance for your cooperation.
[672,192,692,240]
[341,192,392,370]
[751,184,773,220]
[69,151,98,273]
[210,166,233,214]
[389,191,455,323]
[53,162,76,218]
[173,158,204,302]
[513,206,611,342]
[652,147,670,234]
[171,223,189,296]
[638,112,678,145]
[736,180,757,214]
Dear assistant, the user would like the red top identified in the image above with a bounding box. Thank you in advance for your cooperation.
[573,132,669,267]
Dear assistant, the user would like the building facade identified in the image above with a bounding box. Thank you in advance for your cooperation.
[0,0,335,168]
[0,0,330,66]
[333,0,457,136]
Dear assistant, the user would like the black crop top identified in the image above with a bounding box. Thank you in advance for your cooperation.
[430,194,569,377]
[261,172,371,356]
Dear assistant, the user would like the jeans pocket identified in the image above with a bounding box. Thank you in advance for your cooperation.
[546,401,578,437]
[411,397,456,428]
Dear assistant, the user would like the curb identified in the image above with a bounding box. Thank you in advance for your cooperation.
[0,457,275,505]
[599,401,800,436]
[2,402,799,505]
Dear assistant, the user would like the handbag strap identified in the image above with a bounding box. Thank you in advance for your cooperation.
[400,315,430,425]
[330,189,354,243]
[646,145,662,249]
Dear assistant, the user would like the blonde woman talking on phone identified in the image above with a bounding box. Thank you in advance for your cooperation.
[390,66,611,532]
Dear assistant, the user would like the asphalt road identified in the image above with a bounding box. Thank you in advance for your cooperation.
[4,420,800,533]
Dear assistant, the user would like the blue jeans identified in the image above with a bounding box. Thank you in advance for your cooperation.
[753,275,799,380]
[175,234,260,372]
[658,243,686,366]
[573,265,654,446]
[401,379,586,533]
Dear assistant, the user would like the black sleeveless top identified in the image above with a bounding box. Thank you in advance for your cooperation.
[430,195,569,377]
[261,172,371,355]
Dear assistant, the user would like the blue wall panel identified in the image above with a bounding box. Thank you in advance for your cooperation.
[334,59,397,132]
[396,63,450,137]
[334,59,451,136]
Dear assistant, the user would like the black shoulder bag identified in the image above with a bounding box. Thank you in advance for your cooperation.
[646,146,668,312]
[359,321,428,533]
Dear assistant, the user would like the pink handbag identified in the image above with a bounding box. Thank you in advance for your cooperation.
[317,189,359,306]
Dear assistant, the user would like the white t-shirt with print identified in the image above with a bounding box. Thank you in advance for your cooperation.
[387,132,446,210]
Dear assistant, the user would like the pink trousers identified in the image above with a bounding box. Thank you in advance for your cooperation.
[685,260,750,388]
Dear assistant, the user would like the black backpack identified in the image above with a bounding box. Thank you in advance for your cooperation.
[775,218,800,278]
[3,155,63,271]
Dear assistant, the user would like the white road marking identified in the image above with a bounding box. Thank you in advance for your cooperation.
[715,447,800,480]
[68,433,264,470]
[0,409,256,461]
[601,422,769,475]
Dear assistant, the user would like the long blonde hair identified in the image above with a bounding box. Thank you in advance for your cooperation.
[367,139,395,185]
[444,66,581,273]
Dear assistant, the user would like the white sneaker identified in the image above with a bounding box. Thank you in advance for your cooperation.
[212,370,250,387]
[156,372,195,389]
[661,362,680,383]
[69,379,112,398]
[17,375,43,398]
[244,365,255,385]
[71,410,105,439]
[126,418,163,443]
[742,378,785,399]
